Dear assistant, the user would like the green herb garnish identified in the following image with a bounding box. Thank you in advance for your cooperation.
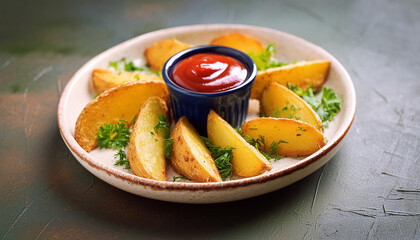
[108,58,159,76]
[152,113,173,158]
[235,129,286,161]
[200,137,234,181]
[164,138,174,158]
[287,83,342,128]
[124,61,144,72]
[173,175,189,182]
[248,44,288,71]
[109,61,119,71]
[114,149,130,169]
[97,122,131,149]
[260,140,286,161]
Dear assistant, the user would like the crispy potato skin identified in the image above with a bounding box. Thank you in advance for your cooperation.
[144,39,192,71]
[251,60,330,99]
[260,82,322,131]
[92,69,162,93]
[74,81,169,152]
[242,118,326,157]
[170,117,222,182]
[207,110,271,177]
[210,32,265,55]
[127,97,168,181]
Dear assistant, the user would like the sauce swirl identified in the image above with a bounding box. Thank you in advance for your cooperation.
[171,53,248,93]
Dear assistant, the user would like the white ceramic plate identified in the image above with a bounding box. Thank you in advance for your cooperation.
[58,24,356,203]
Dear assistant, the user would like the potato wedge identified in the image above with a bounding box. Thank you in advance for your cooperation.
[241,118,326,157]
[170,116,222,182]
[127,97,168,181]
[260,82,322,131]
[75,81,169,152]
[92,69,162,93]
[207,110,271,177]
[250,60,330,99]
[144,39,192,71]
[210,32,265,55]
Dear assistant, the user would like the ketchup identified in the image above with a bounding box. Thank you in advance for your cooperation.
[171,53,248,93]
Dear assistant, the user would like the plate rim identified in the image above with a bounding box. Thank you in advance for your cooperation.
[57,23,356,191]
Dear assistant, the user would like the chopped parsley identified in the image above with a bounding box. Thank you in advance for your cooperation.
[248,44,288,71]
[108,58,158,75]
[261,140,286,161]
[164,138,174,158]
[152,113,173,158]
[97,121,130,149]
[235,129,286,161]
[109,61,119,71]
[173,175,189,182]
[114,149,130,169]
[124,61,144,72]
[200,137,234,181]
[287,83,342,128]
[154,114,170,138]
[271,102,300,119]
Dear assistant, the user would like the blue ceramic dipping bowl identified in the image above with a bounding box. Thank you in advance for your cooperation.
[162,45,257,136]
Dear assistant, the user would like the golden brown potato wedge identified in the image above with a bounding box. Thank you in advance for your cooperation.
[260,82,322,131]
[75,81,169,152]
[250,60,330,99]
[241,118,326,157]
[210,32,265,55]
[92,69,162,94]
[170,116,222,182]
[144,39,192,71]
[127,97,168,181]
[207,110,271,177]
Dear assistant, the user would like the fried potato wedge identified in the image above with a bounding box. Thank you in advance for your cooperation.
[92,69,162,94]
[144,39,192,71]
[241,118,326,157]
[127,97,168,181]
[260,82,322,131]
[170,116,222,182]
[75,81,169,152]
[207,110,271,177]
[210,32,265,55]
[250,60,330,99]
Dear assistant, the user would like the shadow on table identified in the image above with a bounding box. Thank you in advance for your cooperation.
[48,129,321,238]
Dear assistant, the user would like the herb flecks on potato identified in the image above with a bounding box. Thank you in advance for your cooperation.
[261,82,323,131]
[242,118,326,157]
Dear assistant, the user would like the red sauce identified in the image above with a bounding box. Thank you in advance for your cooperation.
[171,53,248,93]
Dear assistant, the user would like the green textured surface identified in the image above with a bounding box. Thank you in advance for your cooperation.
[1,0,419,239]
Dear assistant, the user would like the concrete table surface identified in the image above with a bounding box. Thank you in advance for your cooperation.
[1,0,419,239]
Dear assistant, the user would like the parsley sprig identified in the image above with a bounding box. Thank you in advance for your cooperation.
[114,149,130,169]
[200,137,234,181]
[97,122,131,149]
[248,44,288,71]
[153,113,173,158]
[287,83,342,128]
[97,118,137,169]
